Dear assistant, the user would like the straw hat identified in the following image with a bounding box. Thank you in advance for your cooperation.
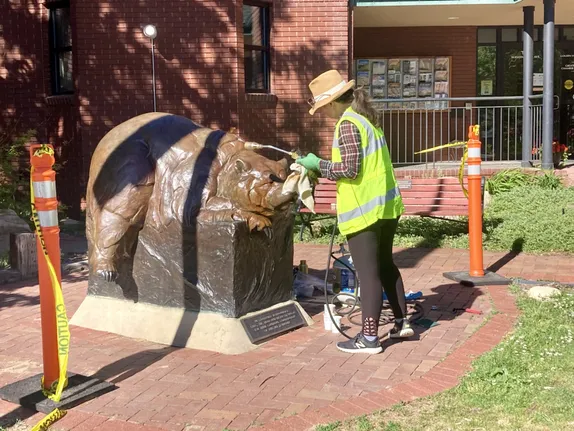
[307,70,355,115]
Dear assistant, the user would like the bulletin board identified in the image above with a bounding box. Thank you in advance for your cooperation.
[354,56,452,110]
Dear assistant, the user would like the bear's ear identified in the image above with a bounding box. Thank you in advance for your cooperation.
[278,158,289,171]
[235,159,250,173]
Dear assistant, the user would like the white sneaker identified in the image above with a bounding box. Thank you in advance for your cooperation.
[389,320,415,339]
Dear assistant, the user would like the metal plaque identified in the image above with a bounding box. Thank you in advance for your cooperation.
[241,303,307,344]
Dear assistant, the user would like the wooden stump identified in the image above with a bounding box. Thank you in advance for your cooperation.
[10,233,37,279]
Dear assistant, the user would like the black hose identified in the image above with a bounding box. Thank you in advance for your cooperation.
[323,220,354,339]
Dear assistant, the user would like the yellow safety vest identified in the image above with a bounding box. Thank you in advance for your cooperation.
[332,107,405,236]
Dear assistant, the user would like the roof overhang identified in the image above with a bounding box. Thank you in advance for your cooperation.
[354,0,573,27]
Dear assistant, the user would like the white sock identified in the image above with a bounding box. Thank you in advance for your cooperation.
[364,335,378,342]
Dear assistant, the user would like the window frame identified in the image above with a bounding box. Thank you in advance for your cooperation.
[243,1,271,94]
[47,0,74,95]
[476,25,574,98]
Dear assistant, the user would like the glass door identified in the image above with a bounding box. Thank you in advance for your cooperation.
[558,46,574,158]
[500,43,564,159]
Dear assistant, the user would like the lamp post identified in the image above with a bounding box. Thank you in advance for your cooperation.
[142,24,157,112]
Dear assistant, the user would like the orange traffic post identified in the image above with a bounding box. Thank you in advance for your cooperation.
[30,144,62,390]
[1,148,107,429]
[443,125,511,287]
[467,125,485,277]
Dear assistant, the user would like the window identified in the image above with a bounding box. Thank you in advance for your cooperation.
[564,27,574,41]
[243,2,270,93]
[501,28,518,43]
[477,46,497,96]
[47,1,73,94]
[478,28,496,44]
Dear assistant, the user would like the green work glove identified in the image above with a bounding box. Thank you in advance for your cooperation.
[296,153,322,172]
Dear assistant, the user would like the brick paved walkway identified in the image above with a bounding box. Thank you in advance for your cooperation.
[1,245,573,431]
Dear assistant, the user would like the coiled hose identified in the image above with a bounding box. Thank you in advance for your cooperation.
[322,220,423,340]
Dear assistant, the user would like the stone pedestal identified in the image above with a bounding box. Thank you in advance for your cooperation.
[71,211,312,354]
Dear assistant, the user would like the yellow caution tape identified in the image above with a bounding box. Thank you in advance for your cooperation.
[414,141,466,155]
[29,144,70,430]
[30,408,67,431]
[415,141,469,199]
[472,124,480,137]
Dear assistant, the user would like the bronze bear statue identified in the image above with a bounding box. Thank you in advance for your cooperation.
[86,112,297,282]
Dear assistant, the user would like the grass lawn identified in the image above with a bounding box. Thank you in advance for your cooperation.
[314,284,574,431]
[295,181,574,255]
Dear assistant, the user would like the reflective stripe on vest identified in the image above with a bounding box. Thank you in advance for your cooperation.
[331,107,404,235]
[337,186,401,223]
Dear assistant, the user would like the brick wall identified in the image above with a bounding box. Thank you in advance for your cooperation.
[3,0,350,213]
[74,0,241,177]
[238,0,350,159]
[1,1,45,136]
[354,26,477,98]
[72,0,350,160]
[354,26,478,163]
[1,0,82,217]
[73,0,349,171]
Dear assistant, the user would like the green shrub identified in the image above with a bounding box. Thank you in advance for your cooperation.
[485,169,563,196]
[535,171,563,190]
[0,129,68,230]
[484,185,574,253]
[0,129,36,228]
[296,183,574,255]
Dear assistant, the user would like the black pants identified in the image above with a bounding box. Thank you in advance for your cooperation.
[346,217,406,336]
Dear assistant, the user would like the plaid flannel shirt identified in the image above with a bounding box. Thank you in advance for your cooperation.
[319,120,362,181]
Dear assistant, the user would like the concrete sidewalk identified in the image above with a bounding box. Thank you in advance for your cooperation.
[0,245,572,431]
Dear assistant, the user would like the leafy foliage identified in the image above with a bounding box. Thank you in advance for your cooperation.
[483,185,574,253]
[297,177,574,254]
[485,169,563,196]
[0,129,36,228]
[0,129,67,229]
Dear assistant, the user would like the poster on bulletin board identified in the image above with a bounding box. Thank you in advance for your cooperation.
[355,56,451,109]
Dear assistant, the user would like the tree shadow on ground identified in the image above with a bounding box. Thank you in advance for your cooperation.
[0,291,39,311]
[0,273,88,311]
[1,2,351,404]
[338,281,487,350]
[0,405,37,429]
[92,346,177,385]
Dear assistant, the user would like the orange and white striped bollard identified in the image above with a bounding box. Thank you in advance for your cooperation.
[467,126,484,277]
[30,144,62,390]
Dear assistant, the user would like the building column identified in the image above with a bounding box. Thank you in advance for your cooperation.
[522,6,535,167]
[542,0,555,170]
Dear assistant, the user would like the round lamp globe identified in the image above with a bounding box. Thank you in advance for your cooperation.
[143,24,157,39]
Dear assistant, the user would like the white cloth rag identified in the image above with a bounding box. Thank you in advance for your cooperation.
[283,163,315,213]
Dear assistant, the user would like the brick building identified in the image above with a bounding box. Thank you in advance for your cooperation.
[2,0,350,217]
[2,0,574,217]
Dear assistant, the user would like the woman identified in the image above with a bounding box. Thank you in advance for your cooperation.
[297,70,414,354]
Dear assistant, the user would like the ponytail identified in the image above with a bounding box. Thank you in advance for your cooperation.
[334,88,381,128]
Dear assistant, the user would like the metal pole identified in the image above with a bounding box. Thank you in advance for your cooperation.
[151,39,157,112]
[522,6,535,167]
[542,0,555,170]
